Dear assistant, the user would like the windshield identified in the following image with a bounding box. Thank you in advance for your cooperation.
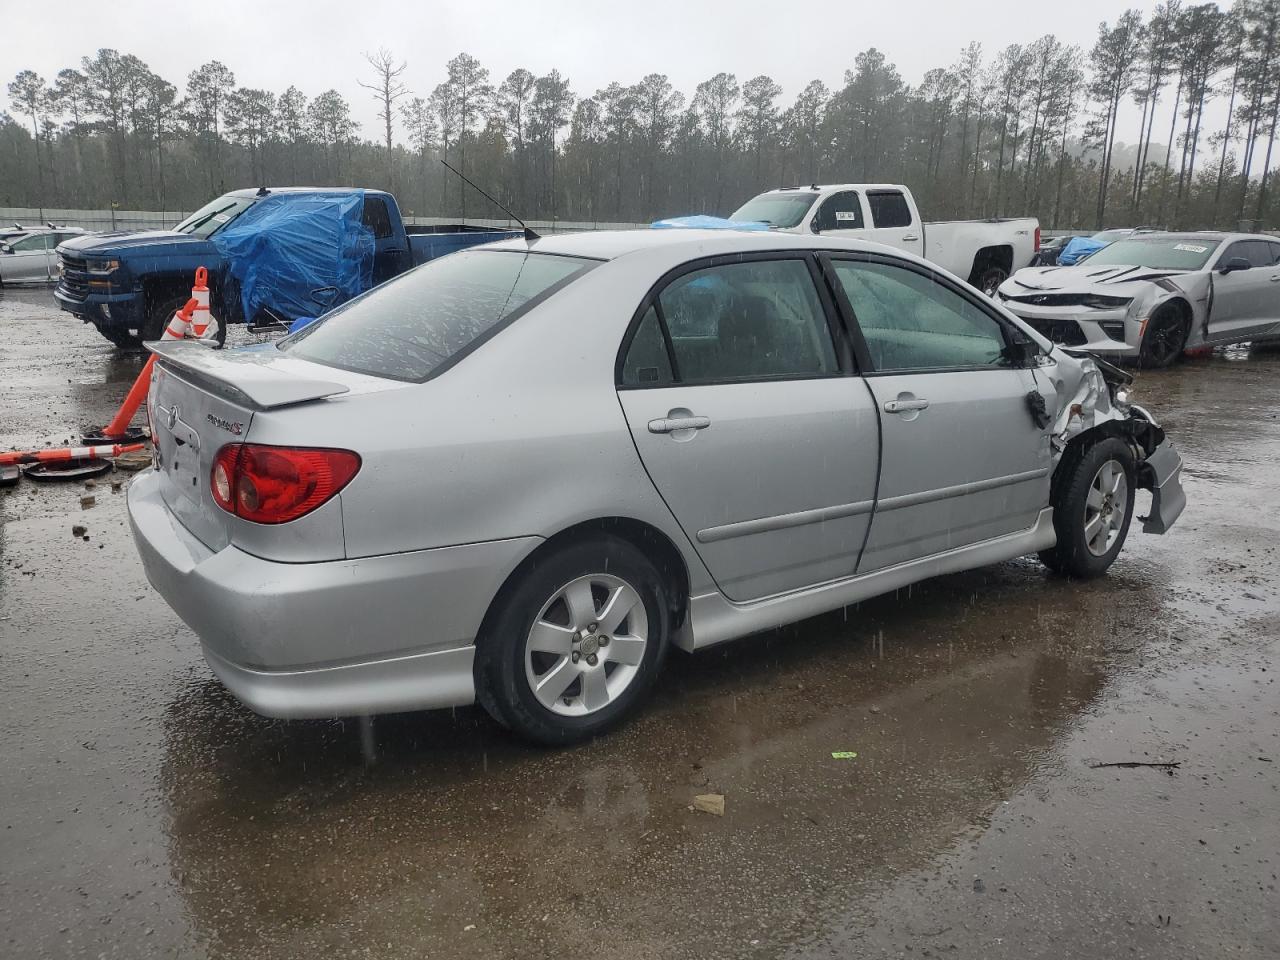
[1081,236,1221,271]
[174,195,257,239]
[1090,229,1132,242]
[729,192,818,228]
[281,249,596,381]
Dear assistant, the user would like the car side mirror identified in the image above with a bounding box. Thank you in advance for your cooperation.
[1220,256,1251,274]
[1004,332,1041,367]
[809,220,821,235]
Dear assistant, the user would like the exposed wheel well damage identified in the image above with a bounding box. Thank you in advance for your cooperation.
[481,518,691,644]
[1056,416,1166,493]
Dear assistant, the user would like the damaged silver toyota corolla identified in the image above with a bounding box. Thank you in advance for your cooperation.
[997,231,1280,368]
[128,230,1186,744]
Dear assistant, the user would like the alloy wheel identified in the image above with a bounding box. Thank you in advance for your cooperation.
[1084,459,1129,556]
[523,573,649,717]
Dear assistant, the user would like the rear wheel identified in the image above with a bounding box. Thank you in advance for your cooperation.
[977,266,1008,298]
[475,536,670,745]
[1039,437,1136,579]
[1138,304,1189,369]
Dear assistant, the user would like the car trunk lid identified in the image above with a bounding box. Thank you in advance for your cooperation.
[145,341,360,551]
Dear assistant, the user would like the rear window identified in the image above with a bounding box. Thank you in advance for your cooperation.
[280,249,595,381]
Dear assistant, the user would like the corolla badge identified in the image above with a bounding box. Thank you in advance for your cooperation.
[206,413,244,436]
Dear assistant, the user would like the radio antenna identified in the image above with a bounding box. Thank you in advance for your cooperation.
[440,159,540,241]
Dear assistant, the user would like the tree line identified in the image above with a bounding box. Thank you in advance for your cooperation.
[4,1,1280,229]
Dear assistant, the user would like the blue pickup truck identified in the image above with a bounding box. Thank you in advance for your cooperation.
[54,187,518,347]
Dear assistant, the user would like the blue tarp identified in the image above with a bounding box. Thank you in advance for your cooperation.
[1058,236,1109,265]
[650,215,770,231]
[212,190,375,322]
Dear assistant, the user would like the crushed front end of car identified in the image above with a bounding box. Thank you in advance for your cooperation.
[1043,347,1186,535]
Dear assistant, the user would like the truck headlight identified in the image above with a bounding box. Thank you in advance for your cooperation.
[86,258,120,275]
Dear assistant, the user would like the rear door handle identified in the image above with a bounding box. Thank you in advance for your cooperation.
[883,398,929,413]
[902,234,920,242]
[648,416,711,434]
[1269,275,1280,282]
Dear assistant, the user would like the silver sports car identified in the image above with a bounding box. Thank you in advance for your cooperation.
[128,229,1185,743]
[998,231,1280,368]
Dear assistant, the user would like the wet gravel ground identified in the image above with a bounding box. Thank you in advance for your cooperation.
[1,287,1277,959]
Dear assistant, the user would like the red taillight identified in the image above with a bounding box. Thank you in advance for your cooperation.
[210,444,361,524]
[1034,226,1041,252]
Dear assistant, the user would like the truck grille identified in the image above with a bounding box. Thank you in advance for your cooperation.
[58,254,90,300]
[1023,317,1088,346]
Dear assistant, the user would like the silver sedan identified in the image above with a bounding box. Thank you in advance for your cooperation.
[0,227,90,285]
[128,229,1186,744]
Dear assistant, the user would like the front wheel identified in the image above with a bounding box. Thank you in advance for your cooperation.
[1138,304,1189,369]
[1039,437,1136,579]
[475,536,671,745]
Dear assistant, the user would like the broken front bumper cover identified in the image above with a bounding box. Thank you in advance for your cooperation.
[1138,438,1186,534]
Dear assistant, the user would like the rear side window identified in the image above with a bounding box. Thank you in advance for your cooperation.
[361,197,394,238]
[631,258,837,383]
[620,307,674,386]
[283,250,594,381]
[867,191,913,228]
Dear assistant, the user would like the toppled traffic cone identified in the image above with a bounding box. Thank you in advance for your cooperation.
[84,296,198,445]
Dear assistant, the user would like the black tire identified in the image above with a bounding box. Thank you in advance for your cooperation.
[1039,437,1136,579]
[141,292,190,342]
[977,266,1008,298]
[1138,304,1189,369]
[474,536,671,745]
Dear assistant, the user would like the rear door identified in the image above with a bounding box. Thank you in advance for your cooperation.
[821,253,1051,573]
[1208,239,1278,342]
[862,190,924,258]
[616,254,880,602]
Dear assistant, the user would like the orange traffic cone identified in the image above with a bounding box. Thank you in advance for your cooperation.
[189,265,220,340]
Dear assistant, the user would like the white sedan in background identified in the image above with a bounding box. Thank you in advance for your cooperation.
[997,232,1280,367]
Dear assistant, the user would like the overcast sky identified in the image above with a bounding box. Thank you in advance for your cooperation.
[3,0,1170,144]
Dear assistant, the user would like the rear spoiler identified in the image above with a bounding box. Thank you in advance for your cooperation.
[146,340,350,410]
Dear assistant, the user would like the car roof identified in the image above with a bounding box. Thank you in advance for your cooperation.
[486,228,884,262]
[224,186,387,199]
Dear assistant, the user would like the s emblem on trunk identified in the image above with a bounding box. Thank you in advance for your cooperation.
[206,413,244,436]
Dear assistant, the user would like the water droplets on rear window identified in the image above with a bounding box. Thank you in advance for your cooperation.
[280,249,594,382]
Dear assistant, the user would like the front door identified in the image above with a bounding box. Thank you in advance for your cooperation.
[822,253,1051,573]
[1208,239,1280,343]
[3,233,53,282]
[616,255,880,602]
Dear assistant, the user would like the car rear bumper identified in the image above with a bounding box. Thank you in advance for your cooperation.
[127,468,540,718]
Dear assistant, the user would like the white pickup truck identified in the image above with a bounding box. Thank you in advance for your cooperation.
[729,184,1040,296]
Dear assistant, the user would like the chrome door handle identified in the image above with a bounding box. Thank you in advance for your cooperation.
[883,398,929,413]
[1269,275,1280,282]
[648,415,711,434]
[902,233,920,242]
